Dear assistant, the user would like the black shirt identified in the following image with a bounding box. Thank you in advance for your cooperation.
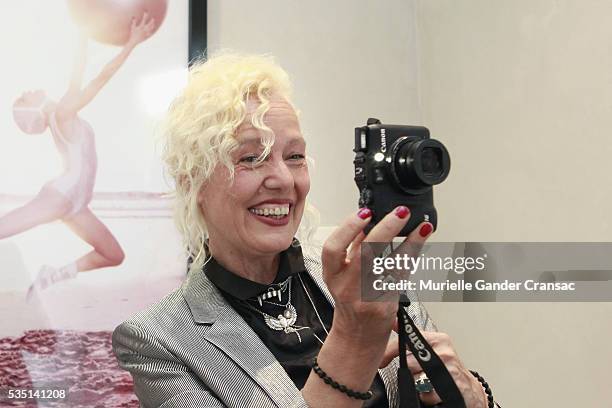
[204,242,389,407]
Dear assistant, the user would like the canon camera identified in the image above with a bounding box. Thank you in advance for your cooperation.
[353,118,451,236]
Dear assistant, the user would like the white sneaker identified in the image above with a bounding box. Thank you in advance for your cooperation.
[26,263,77,301]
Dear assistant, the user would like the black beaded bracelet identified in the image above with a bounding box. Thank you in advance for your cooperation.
[312,357,373,400]
[469,370,497,408]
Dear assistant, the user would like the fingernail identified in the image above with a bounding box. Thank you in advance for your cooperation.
[395,206,410,219]
[419,223,433,237]
[357,208,372,219]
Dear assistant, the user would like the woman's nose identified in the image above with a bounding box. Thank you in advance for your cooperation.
[262,160,294,191]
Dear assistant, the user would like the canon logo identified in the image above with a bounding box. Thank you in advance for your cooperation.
[380,128,387,153]
[402,314,431,362]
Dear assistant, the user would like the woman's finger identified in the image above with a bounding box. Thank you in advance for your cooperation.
[420,331,453,347]
[379,333,399,368]
[322,208,372,271]
[379,330,451,365]
[388,329,483,407]
[347,231,366,263]
[363,206,411,243]
[393,221,434,261]
[380,348,444,405]
[412,371,443,406]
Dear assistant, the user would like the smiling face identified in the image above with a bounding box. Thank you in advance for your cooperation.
[198,95,310,259]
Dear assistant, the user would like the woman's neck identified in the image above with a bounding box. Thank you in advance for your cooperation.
[208,241,280,285]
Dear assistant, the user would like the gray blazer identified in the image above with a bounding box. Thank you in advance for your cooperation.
[112,252,436,408]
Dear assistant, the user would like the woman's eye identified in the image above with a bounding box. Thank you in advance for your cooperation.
[239,155,259,164]
[288,154,306,161]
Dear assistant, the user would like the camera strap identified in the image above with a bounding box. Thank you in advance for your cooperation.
[397,295,466,408]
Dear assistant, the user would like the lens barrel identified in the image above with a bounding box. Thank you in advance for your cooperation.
[390,137,450,193]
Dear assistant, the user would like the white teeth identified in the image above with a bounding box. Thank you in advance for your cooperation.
[249,205,290,217]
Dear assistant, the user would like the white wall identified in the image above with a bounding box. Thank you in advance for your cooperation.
[416,0,612,243]
[416,1,612,406]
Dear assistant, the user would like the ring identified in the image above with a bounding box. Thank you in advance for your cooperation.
[415,373,434,393]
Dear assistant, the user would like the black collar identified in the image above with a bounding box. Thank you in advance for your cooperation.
[204,241,307,300]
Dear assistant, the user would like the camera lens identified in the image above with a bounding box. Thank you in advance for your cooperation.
[421,147,443,177]
[390,137,450,193]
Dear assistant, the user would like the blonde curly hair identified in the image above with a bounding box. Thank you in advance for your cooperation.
[161,51,318,274]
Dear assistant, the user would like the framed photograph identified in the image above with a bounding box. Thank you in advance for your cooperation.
[0,1,201,406]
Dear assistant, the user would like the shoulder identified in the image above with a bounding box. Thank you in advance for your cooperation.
[112,287,190,354]
[301,242,323,271]
[300,242,327,285]
[112,266,227,352]
[111,283,229,407]
[119,286,187,328]
[298,242,338,307]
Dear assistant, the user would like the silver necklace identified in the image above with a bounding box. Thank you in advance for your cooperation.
[256,277,291,306]
[256,286,291,309]
[244,274,330,346]
[246,279,308,342]
[249,277,293,312]
[297,273,330,337]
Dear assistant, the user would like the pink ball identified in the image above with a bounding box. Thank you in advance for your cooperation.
[67,0,167,46]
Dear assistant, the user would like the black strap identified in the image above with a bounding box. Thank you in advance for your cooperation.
[398,300,422,408]
[397,295,466,408]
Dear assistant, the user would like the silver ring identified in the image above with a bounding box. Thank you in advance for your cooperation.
[415,373,434,393]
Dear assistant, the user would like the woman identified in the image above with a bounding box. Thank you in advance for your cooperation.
[113,53,496,407]
[1,14,155,298]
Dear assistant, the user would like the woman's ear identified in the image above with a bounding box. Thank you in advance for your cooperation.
[196,182,207,206]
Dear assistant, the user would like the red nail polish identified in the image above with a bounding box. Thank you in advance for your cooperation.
[395,206,410,219]
[357,208,372,219]
[419,223,433,237]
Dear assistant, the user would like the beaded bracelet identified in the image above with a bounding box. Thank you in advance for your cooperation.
[469,370,497,408]
[312,357,373,400]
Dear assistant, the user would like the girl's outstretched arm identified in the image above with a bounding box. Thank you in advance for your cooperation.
[56,12,155,121]
[66,32,88,95]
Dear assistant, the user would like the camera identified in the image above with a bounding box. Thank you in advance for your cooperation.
[353,118,451,236]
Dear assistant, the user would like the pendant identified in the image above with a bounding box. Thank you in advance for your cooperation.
[257,278,291,306]
[263,304,297,333]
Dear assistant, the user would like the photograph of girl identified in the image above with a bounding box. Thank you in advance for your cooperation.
[4,12,157,299]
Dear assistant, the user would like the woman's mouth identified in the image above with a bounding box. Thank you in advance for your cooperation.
[248,204,291,225]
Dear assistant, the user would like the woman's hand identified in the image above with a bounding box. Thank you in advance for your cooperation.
[322,206,434,345]
[380,330,488,408]
[126,12,156,48]
[303,207,434,408]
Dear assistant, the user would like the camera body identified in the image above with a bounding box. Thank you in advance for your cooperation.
[353,118,451,236]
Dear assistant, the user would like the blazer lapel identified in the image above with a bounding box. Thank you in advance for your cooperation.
[303,253,335,307]
[183,267,303,407]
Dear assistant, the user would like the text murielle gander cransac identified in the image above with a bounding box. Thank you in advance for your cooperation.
[370,253,576,292]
